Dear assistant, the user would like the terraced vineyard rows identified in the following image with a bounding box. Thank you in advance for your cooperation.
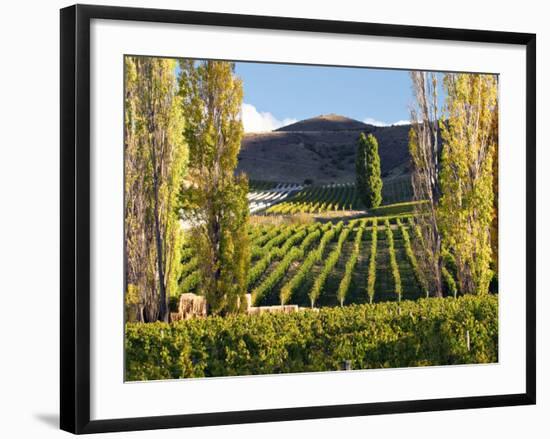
[176,216,439,308]
[247,183,303,214]
[266,183,359,214]
[263,178,415,215]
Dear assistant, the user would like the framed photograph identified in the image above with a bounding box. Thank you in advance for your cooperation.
[60,4,536,434]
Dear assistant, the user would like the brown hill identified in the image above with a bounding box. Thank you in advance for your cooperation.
[237,115,411,184]
[275,113,371,132]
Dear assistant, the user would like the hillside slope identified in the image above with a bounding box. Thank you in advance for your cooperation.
[237,114,411,184]
[275,113,370,132]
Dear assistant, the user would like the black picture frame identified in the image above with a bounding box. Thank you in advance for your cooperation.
[60,4,536,434]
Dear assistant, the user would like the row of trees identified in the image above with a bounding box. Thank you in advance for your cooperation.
[124,57,187,323]
[125,57,250,322]
[409,71,498,297]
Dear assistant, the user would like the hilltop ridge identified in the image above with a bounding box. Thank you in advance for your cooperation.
[275,114,372,132]
[237,114,411,184]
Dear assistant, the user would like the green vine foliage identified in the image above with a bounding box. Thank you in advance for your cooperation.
[397,219,428,293]
[385,219,402,301]
[279,223,338,305]
[126,294,498,380]
[336,220,366,306]
[367,220,378,303]
[309,225,352,307]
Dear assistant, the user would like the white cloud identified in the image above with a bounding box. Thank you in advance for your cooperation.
[363,117,410,127]
[241,103,297,133]
[391,120,411,126]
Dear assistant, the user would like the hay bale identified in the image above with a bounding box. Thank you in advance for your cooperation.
[298,307,320,312]
[178,293,207,319]
[247,304,306,315]
[237,293,253,311]
[170,312,182,322]
[250,305,298,315]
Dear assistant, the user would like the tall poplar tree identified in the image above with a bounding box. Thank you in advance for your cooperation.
[408,71,443,297]
[438,73,498,295]
[355,133,383,209]
[490,106,499,275]
[178,60,250,316]
[124,56,188,322]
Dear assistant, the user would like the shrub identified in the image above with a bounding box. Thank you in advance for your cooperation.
[248,224,320,290]
[180,247,194,262]
[397,219,427,292]
[251,226,281,248]
[180,256,198,277]
[336,220,365,306]
[385,219,402,301]
[252,247,303,305]
[179,269,200,294]
[367,220,378,303]
[309,225,351,307]
[279,222,339,305]
[442,267,458,298]
[126,294,498,380]
[251,225,296,259]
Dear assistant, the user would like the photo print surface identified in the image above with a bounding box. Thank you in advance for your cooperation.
[123,56,499,381]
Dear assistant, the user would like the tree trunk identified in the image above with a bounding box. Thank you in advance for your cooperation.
[152,170,168,323]
[409,71,444,299]
[211,216,222,311]
[138,305,145,323]
[433,220,443,298]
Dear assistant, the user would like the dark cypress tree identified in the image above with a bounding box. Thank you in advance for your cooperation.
[355,133,383,209]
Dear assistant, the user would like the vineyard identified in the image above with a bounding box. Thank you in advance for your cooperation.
[248,175,414,215]
[247,182,302,214]
[175,208,452,312]
[126,294,498,380]
[122,58,501,383]
[265,183,362,214]
[141,190,498,380]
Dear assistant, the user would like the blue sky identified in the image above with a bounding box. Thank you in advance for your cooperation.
[234,62,415,132]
